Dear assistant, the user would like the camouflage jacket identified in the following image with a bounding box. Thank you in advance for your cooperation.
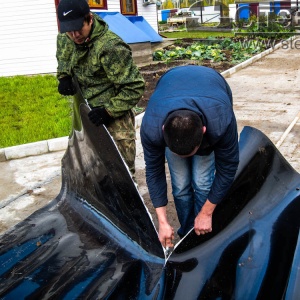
[56,13,145,118]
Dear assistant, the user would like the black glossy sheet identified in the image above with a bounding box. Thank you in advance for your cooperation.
[0,84,299,299]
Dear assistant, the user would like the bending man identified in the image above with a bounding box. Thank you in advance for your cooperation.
[141,65,239,248]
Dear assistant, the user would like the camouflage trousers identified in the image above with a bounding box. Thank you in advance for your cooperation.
[107,109,136,176]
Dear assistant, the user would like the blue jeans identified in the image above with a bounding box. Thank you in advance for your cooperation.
[165,149,215,237]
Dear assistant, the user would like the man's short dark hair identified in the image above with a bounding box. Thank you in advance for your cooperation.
[163,110,203,155]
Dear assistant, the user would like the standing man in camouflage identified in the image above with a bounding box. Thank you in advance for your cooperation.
[56,0,145,176]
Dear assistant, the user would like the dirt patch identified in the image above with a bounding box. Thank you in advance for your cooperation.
[138,60,233,109]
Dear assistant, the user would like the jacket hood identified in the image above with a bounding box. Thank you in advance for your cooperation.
[89,13,108,41]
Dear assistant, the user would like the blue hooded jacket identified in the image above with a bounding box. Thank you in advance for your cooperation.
[140,65,239,208]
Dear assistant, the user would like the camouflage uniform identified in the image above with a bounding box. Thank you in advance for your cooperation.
[56,13,145,175]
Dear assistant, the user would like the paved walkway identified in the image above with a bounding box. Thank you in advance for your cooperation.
[1,38,300,234]
[226,38,300,173]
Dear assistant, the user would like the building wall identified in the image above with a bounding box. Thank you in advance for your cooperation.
[1,0,59,77]
[137,3,159,32]
[0,0,158,77]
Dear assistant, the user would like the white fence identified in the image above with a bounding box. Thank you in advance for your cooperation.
[191,6,221,23]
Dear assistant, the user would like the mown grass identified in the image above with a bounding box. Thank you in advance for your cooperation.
[162,30,235,39]
[0,75,72,148]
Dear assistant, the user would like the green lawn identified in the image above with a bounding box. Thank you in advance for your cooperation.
[0,75,72,148]
[161,30,234,39]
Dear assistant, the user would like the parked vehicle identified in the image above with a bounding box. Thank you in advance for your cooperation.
[175,8,195,16]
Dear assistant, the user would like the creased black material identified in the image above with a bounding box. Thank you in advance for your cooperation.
[0,84,165,299]
[0,82,299,299]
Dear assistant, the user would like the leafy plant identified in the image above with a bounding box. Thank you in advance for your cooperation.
[153,38,268,64]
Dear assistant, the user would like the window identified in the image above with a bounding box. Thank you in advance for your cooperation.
[120,0,137,15]
[88,0,107,9]
[55,0,108,11]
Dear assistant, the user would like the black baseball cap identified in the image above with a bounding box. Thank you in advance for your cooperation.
[57,0,90,33]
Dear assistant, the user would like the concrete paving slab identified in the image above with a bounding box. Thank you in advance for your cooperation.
[225,38,300,173]
[0,151,64,233]
[48,136,68,152]
[4,141,49,161]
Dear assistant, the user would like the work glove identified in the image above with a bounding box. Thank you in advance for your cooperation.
[88,107,113,126]
[58,76,76,96]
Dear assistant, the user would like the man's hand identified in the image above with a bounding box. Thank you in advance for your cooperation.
[194,200,216,235]
[158,223,174,248]
[58,76,76,96]
[156,206,174,248]
[88,107,113,126]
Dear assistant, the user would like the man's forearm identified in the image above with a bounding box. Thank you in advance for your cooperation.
[155,206,174,247]
[200,199,217,216]
[156,206,168,225]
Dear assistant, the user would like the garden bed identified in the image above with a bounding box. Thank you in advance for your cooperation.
[138,59,232,109]
[137,37,261,108]
[137,36,282,109]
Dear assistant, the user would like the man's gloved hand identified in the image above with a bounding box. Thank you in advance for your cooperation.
[58,76,76,96]
[88,107,113,126]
